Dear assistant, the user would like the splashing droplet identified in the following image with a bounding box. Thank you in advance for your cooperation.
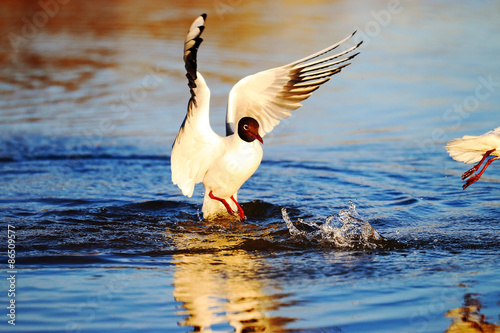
[282,201,383,249]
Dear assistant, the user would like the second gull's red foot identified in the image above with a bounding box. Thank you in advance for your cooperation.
[462,148,496,180]
[463,154,498,190]
[446,127,500,190]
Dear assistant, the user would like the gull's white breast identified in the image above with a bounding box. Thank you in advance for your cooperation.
[203,136,263,198]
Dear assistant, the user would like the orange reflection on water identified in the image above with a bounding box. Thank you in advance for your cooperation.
[167,217,296,332]
[173,251,296,332]
[445,294,500,333]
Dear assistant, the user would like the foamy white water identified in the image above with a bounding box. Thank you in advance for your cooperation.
[282,201,383,249]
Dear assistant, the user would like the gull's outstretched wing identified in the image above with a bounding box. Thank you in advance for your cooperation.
[446,127,500,164]
[171,14,223,197]
[225,32,362,137]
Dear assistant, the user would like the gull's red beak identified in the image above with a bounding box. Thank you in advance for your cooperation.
[253,132,264,144]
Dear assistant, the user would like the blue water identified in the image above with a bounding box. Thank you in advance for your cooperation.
[1,0,500,332]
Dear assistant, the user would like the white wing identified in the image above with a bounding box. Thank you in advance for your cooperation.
[171,14,223,197]
[225,32,362,137]
[445,127,500,164]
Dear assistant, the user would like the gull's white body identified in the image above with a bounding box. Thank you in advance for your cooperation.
[200,121,263,217]
[171,14,360,219]
[445,127,500,163]
[171,72,262,218]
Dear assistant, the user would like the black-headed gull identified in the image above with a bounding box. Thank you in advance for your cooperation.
[446,127,500,189]
[171,14,361,220]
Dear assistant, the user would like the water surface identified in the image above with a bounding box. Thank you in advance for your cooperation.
[1,0,500,332]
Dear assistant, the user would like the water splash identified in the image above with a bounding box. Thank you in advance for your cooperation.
[282,201,383,249]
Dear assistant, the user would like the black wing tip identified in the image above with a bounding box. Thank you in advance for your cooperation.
[183,14,209,102]
[350,32,363,49]
[184,14,208,82]
[346,31,363,50]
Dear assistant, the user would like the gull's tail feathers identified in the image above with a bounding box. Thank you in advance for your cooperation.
[446,130,500,164]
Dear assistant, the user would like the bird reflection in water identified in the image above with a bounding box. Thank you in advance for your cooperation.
[169,220,296,332]
[445,294,500,333]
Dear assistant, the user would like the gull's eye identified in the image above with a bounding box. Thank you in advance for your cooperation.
[243,124,249,130]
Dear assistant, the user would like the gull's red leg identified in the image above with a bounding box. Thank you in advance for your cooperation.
[462,149,496,180]
[463,156,498,190]
[230,196,245,221]
[208,191,234,215]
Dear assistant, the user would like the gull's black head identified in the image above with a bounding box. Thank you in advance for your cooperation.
[237,117,263,144]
